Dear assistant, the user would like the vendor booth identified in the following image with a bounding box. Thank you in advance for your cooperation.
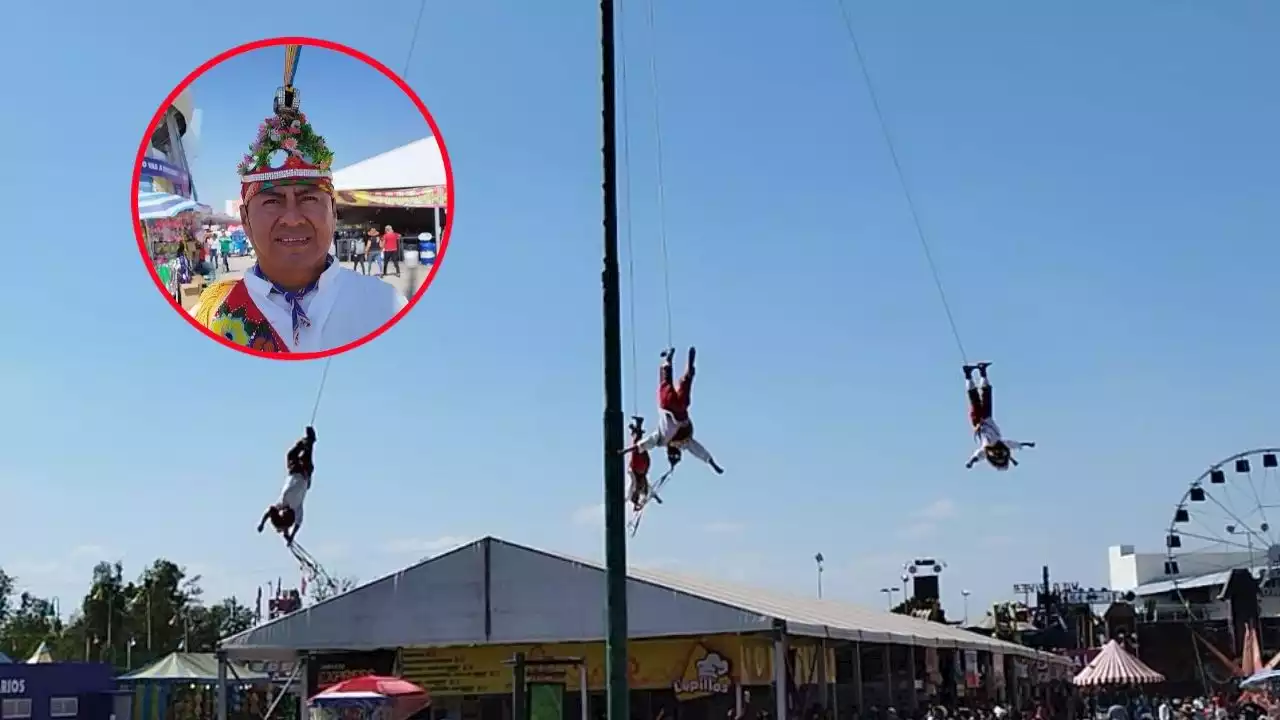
[332,137,448,260]
[120,652,276,720]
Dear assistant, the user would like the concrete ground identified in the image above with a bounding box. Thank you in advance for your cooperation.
[215,252,431,299]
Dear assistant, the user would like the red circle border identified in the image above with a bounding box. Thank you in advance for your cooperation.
[131,36,455,362]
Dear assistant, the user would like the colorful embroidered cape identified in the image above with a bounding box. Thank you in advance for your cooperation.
[192,279,289,353]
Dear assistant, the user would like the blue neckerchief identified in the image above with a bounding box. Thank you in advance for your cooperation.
[252,255,334,345]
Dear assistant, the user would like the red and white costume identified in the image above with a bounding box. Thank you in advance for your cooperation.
[966,374,1032,468]
[635,358,717,467]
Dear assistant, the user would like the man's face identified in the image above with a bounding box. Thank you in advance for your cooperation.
[241,184,335,281]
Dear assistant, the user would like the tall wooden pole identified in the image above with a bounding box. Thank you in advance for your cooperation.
[599,0,630,717]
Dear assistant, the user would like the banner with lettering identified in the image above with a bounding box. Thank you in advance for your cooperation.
[308,650,398,692]
[404,637,825,697]
[334,186,447,209]
[139,157,191,197]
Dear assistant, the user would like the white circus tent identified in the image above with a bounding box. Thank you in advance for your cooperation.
[1072,640,1165,686]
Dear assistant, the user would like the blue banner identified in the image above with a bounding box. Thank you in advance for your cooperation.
[140,157,187,183]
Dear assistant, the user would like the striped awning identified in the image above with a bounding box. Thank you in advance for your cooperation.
[139,191,210,220]
[1072,640,1165,686]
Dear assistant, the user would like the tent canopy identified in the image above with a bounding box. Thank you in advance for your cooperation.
[139,191,210,221]
[332,138,446,191]
[1073,640,1165,686]
[119,652,270,683]
[26,642,54,664]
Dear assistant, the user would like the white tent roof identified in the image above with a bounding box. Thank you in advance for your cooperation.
[332,138,446,192]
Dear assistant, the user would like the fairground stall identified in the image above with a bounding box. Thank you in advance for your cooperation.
[137,86,211,305]
[214,537,1073,720]
[331,137,448,260]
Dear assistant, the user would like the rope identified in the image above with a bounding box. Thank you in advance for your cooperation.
[402,0,430,302]
[309,358,331,426]
[618,0,641,411]
[403,1,428,77]
[834,0,968,364]
[644,0,675,348]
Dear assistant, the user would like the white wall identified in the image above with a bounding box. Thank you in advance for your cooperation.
[1109,544,1253,590]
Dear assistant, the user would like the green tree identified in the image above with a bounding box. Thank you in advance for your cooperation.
[185,597,255,651]
[0,568,15,626]
[0,592,63,661]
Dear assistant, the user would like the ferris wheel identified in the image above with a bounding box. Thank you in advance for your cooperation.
[1165,448,1280,584]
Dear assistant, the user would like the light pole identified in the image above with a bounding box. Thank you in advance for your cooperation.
[880,587,900,611]
[901,574,910,600]
[962,589,971,625]
[815,553,825,599]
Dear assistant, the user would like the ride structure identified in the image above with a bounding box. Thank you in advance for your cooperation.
[1160,448,1280,691]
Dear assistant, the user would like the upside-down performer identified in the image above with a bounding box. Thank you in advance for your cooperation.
[963,363,1035,471]
[258,426,316,544]
[627,416,654,512]
[621,347,725,475]
[190,86,405,354]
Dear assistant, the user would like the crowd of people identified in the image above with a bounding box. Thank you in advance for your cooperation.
[1078,692,1271,720]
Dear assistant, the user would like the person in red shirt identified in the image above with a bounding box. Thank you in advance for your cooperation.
[627,416,654,512]
[380,224,401,277]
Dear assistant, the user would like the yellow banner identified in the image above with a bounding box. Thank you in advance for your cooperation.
[401,637,835,697]
[334,186,447,209]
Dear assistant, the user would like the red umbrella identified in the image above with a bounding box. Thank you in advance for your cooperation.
[318,676,428,697]
[314,675,430,720]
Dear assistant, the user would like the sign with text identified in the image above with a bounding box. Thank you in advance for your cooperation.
[1012,582,1081,595]
[307,649,398,692]
[0,679,25,696]
[139,157,191,197]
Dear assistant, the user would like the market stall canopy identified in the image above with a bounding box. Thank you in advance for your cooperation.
[139,191,211,220]
[26,642,54,664]
[119,652,270,683]
[332,138,447,209]
[1072,640,1165,686]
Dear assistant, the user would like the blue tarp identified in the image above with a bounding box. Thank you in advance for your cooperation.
[138,191,209,220]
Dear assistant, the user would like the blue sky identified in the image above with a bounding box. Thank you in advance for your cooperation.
[0,1,1277,625]
[185,44,431,214]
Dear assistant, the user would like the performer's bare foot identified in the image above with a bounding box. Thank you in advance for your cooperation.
[974,361,991,378]
[661,348,675,361]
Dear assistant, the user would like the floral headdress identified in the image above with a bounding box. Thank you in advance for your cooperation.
[238,87,335,204]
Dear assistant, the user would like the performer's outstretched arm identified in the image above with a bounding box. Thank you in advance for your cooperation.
[256,507,273,532]
[621,431,664,455]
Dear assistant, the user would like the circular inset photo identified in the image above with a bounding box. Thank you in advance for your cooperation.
[134,37,453,359]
